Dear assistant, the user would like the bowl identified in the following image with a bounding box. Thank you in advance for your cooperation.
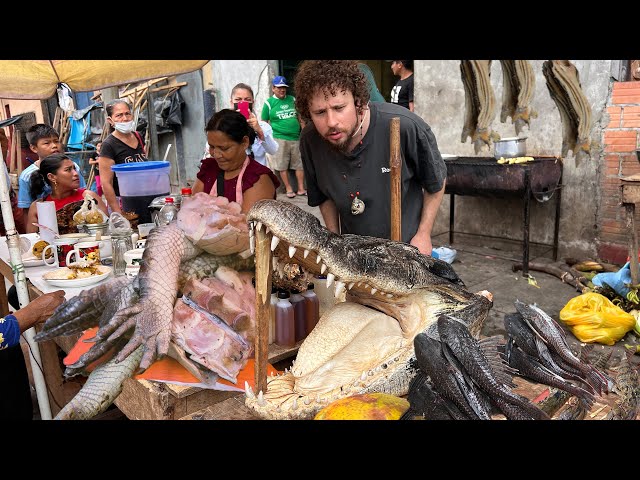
[78,221,110,236]
[124,248,145,267]
[494,137,527,159]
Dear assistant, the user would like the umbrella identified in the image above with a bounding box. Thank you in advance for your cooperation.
[0,60,209,99]
[0,59,209,419]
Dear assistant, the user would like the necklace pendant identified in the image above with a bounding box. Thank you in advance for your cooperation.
[351,196,365,215]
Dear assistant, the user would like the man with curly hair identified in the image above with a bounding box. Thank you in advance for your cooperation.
[294,60,445,256]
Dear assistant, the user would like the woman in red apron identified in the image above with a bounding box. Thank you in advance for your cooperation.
[193,109,280,213]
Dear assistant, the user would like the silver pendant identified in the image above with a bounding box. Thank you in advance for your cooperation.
[351,196,365,215]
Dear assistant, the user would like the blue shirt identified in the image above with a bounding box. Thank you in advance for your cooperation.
[0,314,20,349]
[18,161,86,208]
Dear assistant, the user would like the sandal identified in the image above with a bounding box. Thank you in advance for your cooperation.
[286,191,296,198]
[296,191,307,196]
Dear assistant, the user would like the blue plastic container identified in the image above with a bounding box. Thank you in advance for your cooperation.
[111,161,171,196]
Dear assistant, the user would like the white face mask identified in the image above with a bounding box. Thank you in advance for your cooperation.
[114,120,136,134]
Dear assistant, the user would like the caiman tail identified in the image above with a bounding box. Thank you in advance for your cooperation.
[55,346,143,420]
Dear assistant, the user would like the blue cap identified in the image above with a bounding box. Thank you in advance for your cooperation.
[272,76,289,87]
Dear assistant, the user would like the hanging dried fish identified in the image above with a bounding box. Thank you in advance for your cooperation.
[499,60,537,134]
[460,60,499,154]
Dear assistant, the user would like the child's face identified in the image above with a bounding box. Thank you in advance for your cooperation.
[31,135,61,160]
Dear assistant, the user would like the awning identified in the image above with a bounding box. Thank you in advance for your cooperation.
[0,60,209,99]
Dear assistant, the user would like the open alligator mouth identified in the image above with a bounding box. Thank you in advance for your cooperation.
[245,200,493,419]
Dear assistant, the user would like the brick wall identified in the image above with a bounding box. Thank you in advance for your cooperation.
[598,81,640,264]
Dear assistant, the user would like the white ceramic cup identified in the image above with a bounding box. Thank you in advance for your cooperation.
[124,248,145,267]
[84,236,112,258]
[66,241,101,265]
[42,237,80,268]
[138,223,156,239]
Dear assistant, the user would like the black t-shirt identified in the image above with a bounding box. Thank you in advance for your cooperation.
[100,132,147,196]
[300,102,445,243]
[390,74,414,109]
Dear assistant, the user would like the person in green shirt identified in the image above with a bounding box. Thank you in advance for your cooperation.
[260,76,306,198]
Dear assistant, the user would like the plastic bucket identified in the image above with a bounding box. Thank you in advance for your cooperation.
[111,161,171,196]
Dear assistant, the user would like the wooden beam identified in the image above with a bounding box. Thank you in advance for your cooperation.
[390,117,402,241]
[625,203,639,285]
[120,77,168,98]
[254,226,272,395]
[149,82,187,93]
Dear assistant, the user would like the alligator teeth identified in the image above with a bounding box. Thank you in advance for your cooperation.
[356,282,362,287]
[334,281,345,298]
[304,397,312,405]
[271,236,280,251]
[360,371,367,381]
[371,287,377,295]
[303,249,310,258]
[291,398,298,410]
[288,245,297,258]
[245,381,255,399]
[320,263,327,274]
[249,228,255,254]
[256,221,262,232]
[326,273,335,287]
[386,293,393,298]
[316,255,322,264]
[347,282,354,290]
[272,257,278,271]
[257,390,266,406]
[265,227,270,235]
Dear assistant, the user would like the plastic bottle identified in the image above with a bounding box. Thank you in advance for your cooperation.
[275,290,295,347]
[181,187,192,198]
[301,283,320,335]
[269,285,278,344]
[156,197,179,226]
[290,288,306,342]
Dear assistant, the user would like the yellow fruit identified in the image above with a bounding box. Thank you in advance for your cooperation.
[314,393,410,420]
[32,240,52,259]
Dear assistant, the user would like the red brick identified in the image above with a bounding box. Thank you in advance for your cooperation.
[612,94,640,105]
[607,106,622,128]
[623,106,640,113]
[621,155,640,176]
[622,114,640,123]
[605,130,637,138]
[597,243,628,265]
[613,81,640,90]
[605,144,637,153]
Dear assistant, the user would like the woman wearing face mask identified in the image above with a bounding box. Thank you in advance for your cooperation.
[193,109,280,213]
[97,99,148,215]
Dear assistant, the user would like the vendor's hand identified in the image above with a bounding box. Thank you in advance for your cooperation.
[247,113,264,141]
[410,232,432,256]
[27,290,66,323]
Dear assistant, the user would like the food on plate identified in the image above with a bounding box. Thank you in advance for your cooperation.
[43,259,109,280]
[32,240,52,259]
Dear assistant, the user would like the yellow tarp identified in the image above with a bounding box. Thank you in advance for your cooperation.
[0,60,209,99]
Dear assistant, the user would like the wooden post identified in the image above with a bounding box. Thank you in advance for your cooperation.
[254,226,272,395]
[390,117,402,241]
[625,203,639,285]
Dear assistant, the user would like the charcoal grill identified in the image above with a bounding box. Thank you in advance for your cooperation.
[444,156,563,276]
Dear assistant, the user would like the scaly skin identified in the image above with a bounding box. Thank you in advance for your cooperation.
[55,345,144,420]
[101,223,201,371]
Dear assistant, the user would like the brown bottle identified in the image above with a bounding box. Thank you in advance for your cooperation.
[275,290,295,347]
[301,283,320,334]
[290,288,306,342]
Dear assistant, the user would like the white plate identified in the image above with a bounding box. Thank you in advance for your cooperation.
[21,255,46,267]
[43,267,112,288]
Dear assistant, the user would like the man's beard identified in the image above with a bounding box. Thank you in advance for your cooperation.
[323,123,358,154]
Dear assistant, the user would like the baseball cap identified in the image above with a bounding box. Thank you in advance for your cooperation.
[272,76,289,87]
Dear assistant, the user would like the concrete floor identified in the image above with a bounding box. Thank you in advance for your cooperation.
[277,191,640,368]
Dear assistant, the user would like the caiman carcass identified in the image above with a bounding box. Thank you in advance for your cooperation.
[36,196,493,420]
[244,200,493,419]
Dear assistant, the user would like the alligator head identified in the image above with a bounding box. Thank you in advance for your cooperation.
[245,200,493,419]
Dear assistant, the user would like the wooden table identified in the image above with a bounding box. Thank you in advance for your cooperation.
[0,234,301,420]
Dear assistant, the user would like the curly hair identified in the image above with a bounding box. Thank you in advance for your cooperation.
[294,60,370,121]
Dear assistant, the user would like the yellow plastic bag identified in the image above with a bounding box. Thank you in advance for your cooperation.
[559,292,636,345]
